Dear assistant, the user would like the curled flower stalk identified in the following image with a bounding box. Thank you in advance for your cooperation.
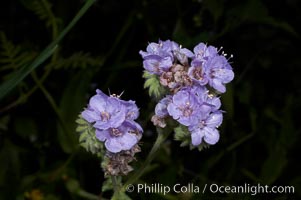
[141,40,234,150]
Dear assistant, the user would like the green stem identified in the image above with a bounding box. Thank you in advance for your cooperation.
[122,127,172,191]
[111,175,119,194]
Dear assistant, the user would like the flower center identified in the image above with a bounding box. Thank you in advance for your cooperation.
[110,128,122,137]
[199,120,206,128]
[100,111,110,122]
[193,67,204,80]
[180,103,193,117]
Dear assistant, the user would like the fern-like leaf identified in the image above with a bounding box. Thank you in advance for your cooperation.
[75,115,104,156]
[0,32,36,73]
[22,0,61,28]
[143,71,166,99]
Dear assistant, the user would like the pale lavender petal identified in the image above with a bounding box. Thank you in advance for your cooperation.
[155,95,172,117]
[121,100,139,120]
[159,56,173,71]
[96,89,109,99]
[167,103,181,119]
[206,111,223,128]
[81,109,100,123]
[213,68,234,83]
[206,96,221,111]
[193,43,207,56]
[89,95,106,112]
[172,90,189,105]
[143,55,161,74]
[180,48,194,58]
[94,120,111,130]
[199,104,212,117]
[203,127,220,145]
[95,129,110,141]
[105,133,137,153]
[146,42,160,54]
[190,128,205,146]
[212,79,226,93]
[104,139,122,153]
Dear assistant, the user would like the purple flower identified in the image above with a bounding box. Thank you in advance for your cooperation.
[96,121,142,153]
[188,59,208,85]
[96,89,139,120]
[189,111,223,146]
[119,99,139,120]
[205,56,234,93]
[139,40,173,58]
[167,89,210,126]
[190,85,221,111]
[143,55,173,75]
[171,42,194,64]
[155,95,172,117]
[193,43,218,61]
[82,89,143,153]
[81,92,126,130]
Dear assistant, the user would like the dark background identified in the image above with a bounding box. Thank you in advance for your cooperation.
[0,0,300,199]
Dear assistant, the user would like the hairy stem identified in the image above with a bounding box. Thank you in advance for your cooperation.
[122,126,173,191]
[111,175,119,193]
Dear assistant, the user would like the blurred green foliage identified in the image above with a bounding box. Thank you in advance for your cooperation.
[0,0,300,199]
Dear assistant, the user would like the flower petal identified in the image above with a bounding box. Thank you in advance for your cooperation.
[89,94,106,112]
[212,79,226,93]
[206,111,223,128]
[81,108,100,123]
[95,129,110,141]
[214,68,234,83]
[167,103,181,120]
[203,127,220,145]
[190,128,205,146]
[105,133,137,153]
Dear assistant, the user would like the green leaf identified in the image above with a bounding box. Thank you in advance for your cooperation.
[0,0,96,100]
[174,125,191,148]
[174,125,190,141]
[143,71,166,99]
[0,44,57,100]
[0,32,36,72]
[75,115,104,155]
[21,0,61,29]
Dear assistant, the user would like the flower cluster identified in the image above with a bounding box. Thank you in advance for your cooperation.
[81,89,143,153]
[140,40,234,147]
